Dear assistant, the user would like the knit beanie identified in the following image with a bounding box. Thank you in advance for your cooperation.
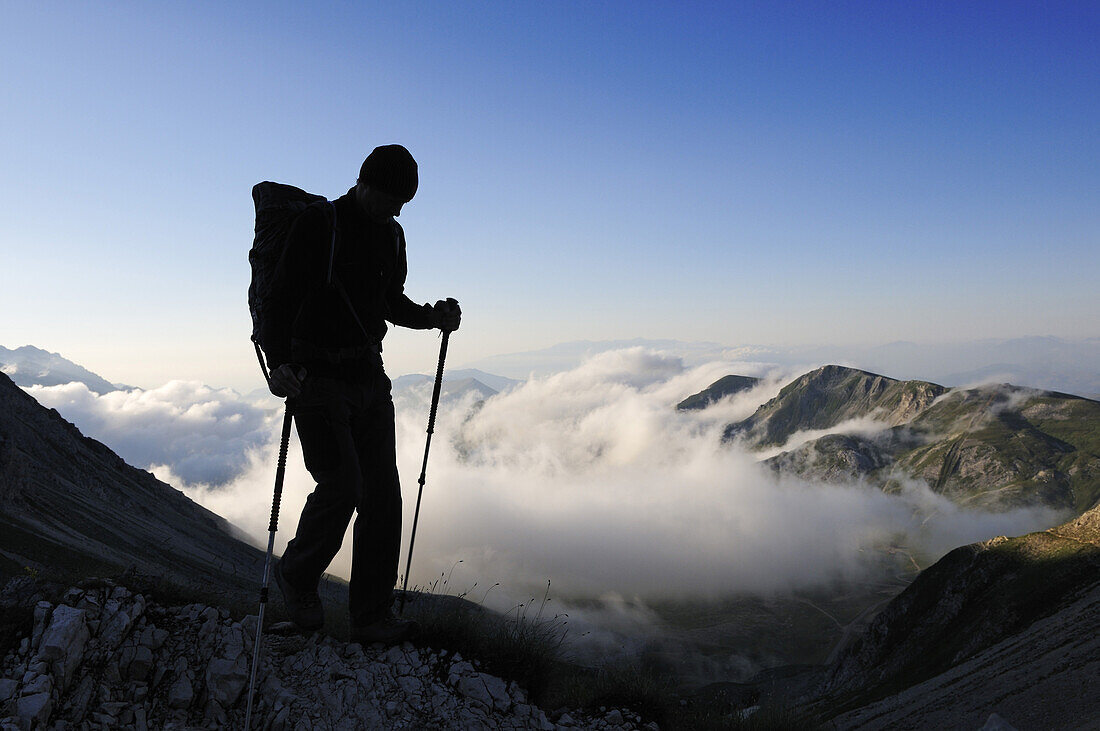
[359,145,418,202]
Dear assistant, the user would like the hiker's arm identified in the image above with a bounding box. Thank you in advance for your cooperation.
[260,206,325,368]
[385,225,444,330]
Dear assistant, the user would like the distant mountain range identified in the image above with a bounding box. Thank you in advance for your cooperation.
[1,344,520,404]
[391,369,521,405]
[0,345,127,395]
[752,336,1100,398]
[683,365,1100,515]
[463,336,1100,397]
[10,335,1098,401]
[461,339,731,378]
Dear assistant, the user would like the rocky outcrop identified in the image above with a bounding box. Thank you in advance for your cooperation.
[0,578,656,730]
[0,371,266,604]
[764,433,899,484]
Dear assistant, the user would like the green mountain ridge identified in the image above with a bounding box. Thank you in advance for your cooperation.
[676,375,761,410]
[723,365,946,447]
[708,365,1100,514]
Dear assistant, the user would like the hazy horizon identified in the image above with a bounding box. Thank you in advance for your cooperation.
[5,334,1099,399]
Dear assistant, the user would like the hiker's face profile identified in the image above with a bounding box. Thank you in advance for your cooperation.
[356,183,406,223]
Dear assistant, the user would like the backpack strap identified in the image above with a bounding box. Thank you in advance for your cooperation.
[335,278,376,345]
[327,202,338,286]
[254,341,271,385]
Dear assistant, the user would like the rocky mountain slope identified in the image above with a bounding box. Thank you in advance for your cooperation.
[0,371,264,598]
[893,385,1100,512]
[719,365,1100,513]
[807,501,1100,729]
[724,365,946,447]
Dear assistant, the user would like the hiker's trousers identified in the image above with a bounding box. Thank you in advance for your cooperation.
[279,370,401,626]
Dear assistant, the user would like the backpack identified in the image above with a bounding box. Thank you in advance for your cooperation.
[248,182,335,380]
[248,182,379,382]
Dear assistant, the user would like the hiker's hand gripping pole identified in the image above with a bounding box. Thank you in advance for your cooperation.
[399,315,453,613]
[245,398,293,729]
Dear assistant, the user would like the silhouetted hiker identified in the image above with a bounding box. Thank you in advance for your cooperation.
[259,145,461,644]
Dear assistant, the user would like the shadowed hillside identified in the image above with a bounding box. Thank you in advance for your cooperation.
[809,501,1100,729]
[0,371,265,601]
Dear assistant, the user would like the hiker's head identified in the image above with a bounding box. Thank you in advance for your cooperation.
[357,144,417,223]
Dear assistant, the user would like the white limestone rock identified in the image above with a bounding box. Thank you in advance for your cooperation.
[30,601,52,651]
[15,692,52,726]
[980,714,1020,731]
[0,679,16,702]
[167,673,193,709]
[37,604,90,692]
[206,654,249,707]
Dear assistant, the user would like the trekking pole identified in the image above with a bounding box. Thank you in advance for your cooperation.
[245,400,293,729]
[399,319,452,614]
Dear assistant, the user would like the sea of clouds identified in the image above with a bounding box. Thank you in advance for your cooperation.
[24,347,1068,604]
[25,380,273,485]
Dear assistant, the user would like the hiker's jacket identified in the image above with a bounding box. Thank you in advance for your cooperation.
[260,188,435,377]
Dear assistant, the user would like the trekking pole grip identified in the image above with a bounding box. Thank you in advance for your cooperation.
[269,402,293,532]
[426,331,449,436]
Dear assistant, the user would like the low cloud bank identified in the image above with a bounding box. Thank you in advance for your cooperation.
[25,349,1069,602]
[150,348,1066,603]
[25,380,276,486]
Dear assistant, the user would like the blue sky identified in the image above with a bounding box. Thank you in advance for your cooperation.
[2,1,1097,391]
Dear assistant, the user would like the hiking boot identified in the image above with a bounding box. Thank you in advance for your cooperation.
[274,561,324,631]
[350,612,420,646]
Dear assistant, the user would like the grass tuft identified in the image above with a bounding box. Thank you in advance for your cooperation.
[402,577,569,699]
